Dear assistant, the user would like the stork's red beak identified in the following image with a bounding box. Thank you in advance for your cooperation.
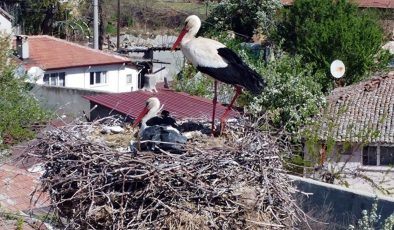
[171,27,188,51]
[132,107,149,128]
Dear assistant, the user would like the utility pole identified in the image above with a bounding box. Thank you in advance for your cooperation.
[93,0,99,49]
[205,0,208,18]
[117,0,120,50]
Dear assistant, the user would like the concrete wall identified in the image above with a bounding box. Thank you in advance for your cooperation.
[291,175,394,227]
[33,64,139,93]
[31,84,103,118]
[153,50,184,82]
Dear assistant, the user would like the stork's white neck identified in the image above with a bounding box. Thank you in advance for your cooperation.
[140,104,160,131]
[181,17,201,46]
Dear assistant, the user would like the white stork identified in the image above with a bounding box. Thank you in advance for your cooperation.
[132,97,186,153]
[172,15,266,134]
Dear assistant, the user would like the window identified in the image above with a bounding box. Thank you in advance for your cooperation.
[362,145,394,166]
[362,146,377,166]
[380,147,394,166]
[43,72,65,86]
[90,71,107,85]
[126,74,133,84]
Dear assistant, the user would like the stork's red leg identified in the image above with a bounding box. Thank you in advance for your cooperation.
[220,86,242,134]
[211,80,218,134]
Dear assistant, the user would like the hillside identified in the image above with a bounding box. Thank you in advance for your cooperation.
[98,0,209,36]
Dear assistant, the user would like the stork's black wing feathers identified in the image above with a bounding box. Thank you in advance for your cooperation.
[140,126,186,153]
[146,116,179,130]
[197,47,266,95]
[217,47,243,64]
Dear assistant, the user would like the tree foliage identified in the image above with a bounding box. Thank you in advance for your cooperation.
[18,0,66,34]
[0,36,49,148]
[201,0,282,38]
[248,54,326,133]
[276,0,391,89]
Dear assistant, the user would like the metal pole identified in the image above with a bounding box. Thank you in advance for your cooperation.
[93,0,99,49]
[117,0,120,50]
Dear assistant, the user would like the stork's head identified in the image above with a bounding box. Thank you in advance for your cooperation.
[171,15,201,50]
[132,97,161,128]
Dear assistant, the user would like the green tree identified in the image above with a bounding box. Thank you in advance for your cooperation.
[0,36,49,148]
[248,54,326,133]
[18,0,61,34]
[276,0,391,89]
[201,0,282,38]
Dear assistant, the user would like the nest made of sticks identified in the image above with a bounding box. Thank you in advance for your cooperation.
[28,117,306,229]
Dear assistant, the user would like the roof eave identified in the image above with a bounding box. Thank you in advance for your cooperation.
[43,61,133,71]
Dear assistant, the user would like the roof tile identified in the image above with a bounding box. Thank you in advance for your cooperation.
[319,73,394,143]
[280,0,394,8]
[19,35,131,71]
[84,89,238,120]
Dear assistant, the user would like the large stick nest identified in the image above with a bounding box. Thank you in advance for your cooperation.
[29,117,305,229]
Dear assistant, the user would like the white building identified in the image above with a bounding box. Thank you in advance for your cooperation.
[17,35,140,93]
[0,7,13,35]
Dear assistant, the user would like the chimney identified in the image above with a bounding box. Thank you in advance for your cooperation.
[142,74,157,92]
[16,35,29,59]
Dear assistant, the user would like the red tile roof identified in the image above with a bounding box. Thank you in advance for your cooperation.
[318,73,394,143]
[0,164,49,212]
[84,89,239,120]
[281,0,394,8]
[20,35,131,71]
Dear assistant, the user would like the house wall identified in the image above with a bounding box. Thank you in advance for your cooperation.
[31,84,103,118]
[34,64,139,93]
[305,143,394,196]
[0,14,12,34]
[329,144,363,172]
[153,50,184,82]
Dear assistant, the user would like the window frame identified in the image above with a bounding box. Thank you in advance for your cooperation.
[90,71,107,85]
[126,74,133,84]
[43,72,66,86]
[362,144,394,166]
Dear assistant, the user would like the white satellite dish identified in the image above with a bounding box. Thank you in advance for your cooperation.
[330,60,345,79]
[27,66,45,82]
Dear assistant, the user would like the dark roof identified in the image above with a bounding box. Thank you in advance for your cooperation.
[281,0,394,8]
[318,73,394,143]
[84,89,238,120]
[20,35,132,71]
[0,7,13,21]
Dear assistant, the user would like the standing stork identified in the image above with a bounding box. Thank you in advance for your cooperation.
[172,15,266,134]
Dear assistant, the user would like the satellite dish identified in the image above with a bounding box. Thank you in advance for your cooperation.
[27,66,45,82]
[330,60,345,79]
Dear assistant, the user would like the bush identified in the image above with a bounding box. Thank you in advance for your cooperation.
[248,54,326,134]
[0,36,49,148]
[349,197,394,230]
[201,0,282,38]
[276,0,391,89]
